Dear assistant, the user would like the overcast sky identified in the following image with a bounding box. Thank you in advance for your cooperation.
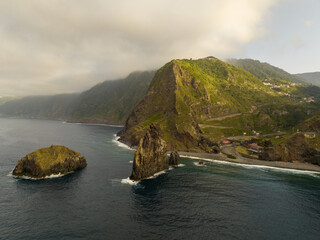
[0,0,319,96]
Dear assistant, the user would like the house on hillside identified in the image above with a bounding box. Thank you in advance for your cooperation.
[221,139,231,145]
[304,132,316,139]
[247,143,263,153]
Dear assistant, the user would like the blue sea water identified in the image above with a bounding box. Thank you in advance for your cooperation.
[0,118,319,240]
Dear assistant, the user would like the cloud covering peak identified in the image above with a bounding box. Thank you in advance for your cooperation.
[0,0,278,95]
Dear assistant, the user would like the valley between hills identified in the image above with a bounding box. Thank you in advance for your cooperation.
[1,57,320,169]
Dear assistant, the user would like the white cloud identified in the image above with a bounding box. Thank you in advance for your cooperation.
[0,0,279,95]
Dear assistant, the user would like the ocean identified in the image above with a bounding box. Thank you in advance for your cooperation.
[0,118,319,240]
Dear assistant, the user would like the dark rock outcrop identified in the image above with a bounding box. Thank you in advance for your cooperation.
[12,145,87,179]
[130,124,168,181]
[260,134,320,165]
[169,151,180,166]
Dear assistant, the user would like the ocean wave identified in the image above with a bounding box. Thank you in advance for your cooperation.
[112,134,134,151]
[181,155,320,178]
[9,171,71,180]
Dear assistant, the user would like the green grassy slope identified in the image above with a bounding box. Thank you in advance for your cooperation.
[227,58,307,84]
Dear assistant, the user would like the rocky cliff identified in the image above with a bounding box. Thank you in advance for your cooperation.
[260,133,320,165]
[12,145,87,179]
[260,112,320,165]
[130,124,168,181]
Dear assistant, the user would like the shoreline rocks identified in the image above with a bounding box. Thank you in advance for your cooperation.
[130,124,168,181]
[12,145,87,179]
[169,151,180,166]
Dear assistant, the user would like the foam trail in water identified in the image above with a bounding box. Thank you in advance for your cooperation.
[112,134,134,151]
[181,155,320,177]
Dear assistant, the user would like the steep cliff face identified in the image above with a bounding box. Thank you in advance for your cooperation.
[119,57,314,151]
[12,145,87,178]
[130,124,168,181]
[260,112,320,165]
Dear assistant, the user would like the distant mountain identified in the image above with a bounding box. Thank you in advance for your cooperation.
[0,71,155,124]
[68,71,155,124]
[0,94,78,119]
[227,58,307,84]
[119,57,320,151]
[228,58,320,104]
[0,96,17,106]
[295,72,320,86]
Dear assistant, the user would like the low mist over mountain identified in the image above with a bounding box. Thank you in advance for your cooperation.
[0,71,155,124]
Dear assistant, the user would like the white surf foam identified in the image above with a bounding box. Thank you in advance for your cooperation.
[121,177,138,185]
[121,169,169,185]
[193,162,206,167]
[129,160,133,163]
[147,170,167,179]
[10,171,70,180]
[112,135,134,151]
[6,170,13,177]
[178,164,185,167]
[181,155,320,177]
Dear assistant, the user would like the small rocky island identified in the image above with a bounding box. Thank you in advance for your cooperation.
[130,124,169,181]
[12,145,87,179]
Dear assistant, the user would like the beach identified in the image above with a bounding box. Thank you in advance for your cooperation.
[178,151,320,173]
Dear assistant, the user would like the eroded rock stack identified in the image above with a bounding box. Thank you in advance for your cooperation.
[169,151,180,166]
[130,124,168,181]
[12,145,87,179]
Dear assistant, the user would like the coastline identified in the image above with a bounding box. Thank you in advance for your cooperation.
[178,151,320,174]
[113,136,320,174]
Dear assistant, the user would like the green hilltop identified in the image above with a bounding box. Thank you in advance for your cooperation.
[119,57,320,151]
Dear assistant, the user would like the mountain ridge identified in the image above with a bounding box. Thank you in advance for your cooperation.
[119,57,320,151]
